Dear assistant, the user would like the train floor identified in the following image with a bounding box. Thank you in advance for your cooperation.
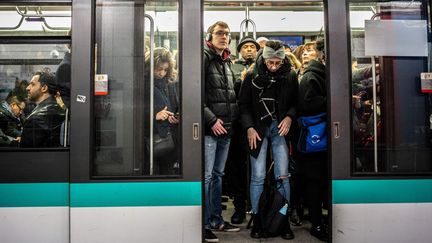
[216,198,324,243]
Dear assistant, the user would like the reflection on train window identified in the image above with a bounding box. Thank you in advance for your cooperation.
[0,42,71,148]
[94,0,181,177]
[0,5,71,36]
[349,1,432,173]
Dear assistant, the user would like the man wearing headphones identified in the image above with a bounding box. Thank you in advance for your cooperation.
[203,21,240,242]
[20,70,66,147]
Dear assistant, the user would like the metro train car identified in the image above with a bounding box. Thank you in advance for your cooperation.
[0,1,432,243]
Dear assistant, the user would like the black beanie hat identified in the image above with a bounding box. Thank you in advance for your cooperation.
[237,36,260,52]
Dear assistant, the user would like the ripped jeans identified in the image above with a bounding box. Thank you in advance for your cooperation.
[250,120,291,214]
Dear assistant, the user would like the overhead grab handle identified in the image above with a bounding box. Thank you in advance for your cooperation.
[239,19,256,40]
[0,8,26,30]
[0,7,70,31]
[239,6,256,40]
[16,6,71,18]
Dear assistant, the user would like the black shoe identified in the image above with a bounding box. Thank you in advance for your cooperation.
[281,222,295,240]
[250,214,262,239]
[310,225,328,242]
[212,222,240,232]
[290,208,302,226]
[205,229,219,243]
[231,210,246,224]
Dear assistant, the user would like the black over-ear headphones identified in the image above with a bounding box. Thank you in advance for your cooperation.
[205,32,212,42]
[205,25,231,44]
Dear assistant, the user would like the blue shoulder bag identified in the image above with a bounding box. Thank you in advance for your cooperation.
[297,113,327,153]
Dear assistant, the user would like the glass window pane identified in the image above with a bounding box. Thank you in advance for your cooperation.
[94,0,180,177]
[0,5,71,37]
[349,1,432,173]
[0,43,71,148]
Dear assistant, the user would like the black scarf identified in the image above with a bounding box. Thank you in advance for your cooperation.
[252,74,279,126]
[252,55,292,126]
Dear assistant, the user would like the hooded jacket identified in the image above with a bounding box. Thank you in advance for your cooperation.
[203,42,239,136]
[298,59,326,116]
[238,52,298,157]
[20,96,66,147]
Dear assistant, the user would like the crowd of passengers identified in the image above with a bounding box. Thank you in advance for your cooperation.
[200,20,327,243]
[0,20,376,243]
[202,21,374,243]
[0,69,69,148]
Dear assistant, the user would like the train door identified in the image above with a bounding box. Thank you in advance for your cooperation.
[203,1,327,242]
[0,1,72,243]
[69,0,202,243]
[328,1,432,242]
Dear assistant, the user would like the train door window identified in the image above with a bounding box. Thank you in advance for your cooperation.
[94,0,181,177]
[0,4,71,149]
[349,0,432,173]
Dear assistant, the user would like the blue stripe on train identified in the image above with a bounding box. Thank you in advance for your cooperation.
[333,179,432,204]
[0,183,69,207]
[70,182,202,207]
[0,182,201,207]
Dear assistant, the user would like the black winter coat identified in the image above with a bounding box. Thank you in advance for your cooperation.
[154,78,179,138]
[238,53,298,157]
[203,44,239,136]
[298,59,326,116]
[0,102,23,146]
[231,58,254,97]
[20,97,66,147]
[297,59,327,179]
[55,52,71,108]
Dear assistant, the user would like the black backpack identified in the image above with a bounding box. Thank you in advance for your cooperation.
[247,162,289,237]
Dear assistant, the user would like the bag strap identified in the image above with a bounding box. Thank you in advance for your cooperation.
[246,214,254,229]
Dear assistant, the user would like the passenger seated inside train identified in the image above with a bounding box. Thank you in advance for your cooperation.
[145,47,180,175]
[0,95,25,146]
[20,70,66,147]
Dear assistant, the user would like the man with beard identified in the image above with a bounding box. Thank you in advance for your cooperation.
[225,36,260,225]
[20,70,66,147]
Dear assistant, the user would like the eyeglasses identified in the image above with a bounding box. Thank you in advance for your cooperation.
[265,60,284,68]
[14,103,24,112]
[213,31,231,38]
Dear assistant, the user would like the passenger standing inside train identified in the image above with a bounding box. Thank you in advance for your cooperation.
[55,30,71,109]
[0,95,25,146]
[225,36,260,225]
[203,21,240,243]
[145,47,179,175]
[238,40,297,240]
[20,70,66,147]
[256,36,269,50]
[297,40,328,242]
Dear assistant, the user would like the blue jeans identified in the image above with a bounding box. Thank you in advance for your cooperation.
[204,135,231,229]
[250,120,291,214]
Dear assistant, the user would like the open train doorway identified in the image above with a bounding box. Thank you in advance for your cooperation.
[203,1,327,242]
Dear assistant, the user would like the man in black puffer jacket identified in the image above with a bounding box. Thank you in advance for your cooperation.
[203,21,240,243]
